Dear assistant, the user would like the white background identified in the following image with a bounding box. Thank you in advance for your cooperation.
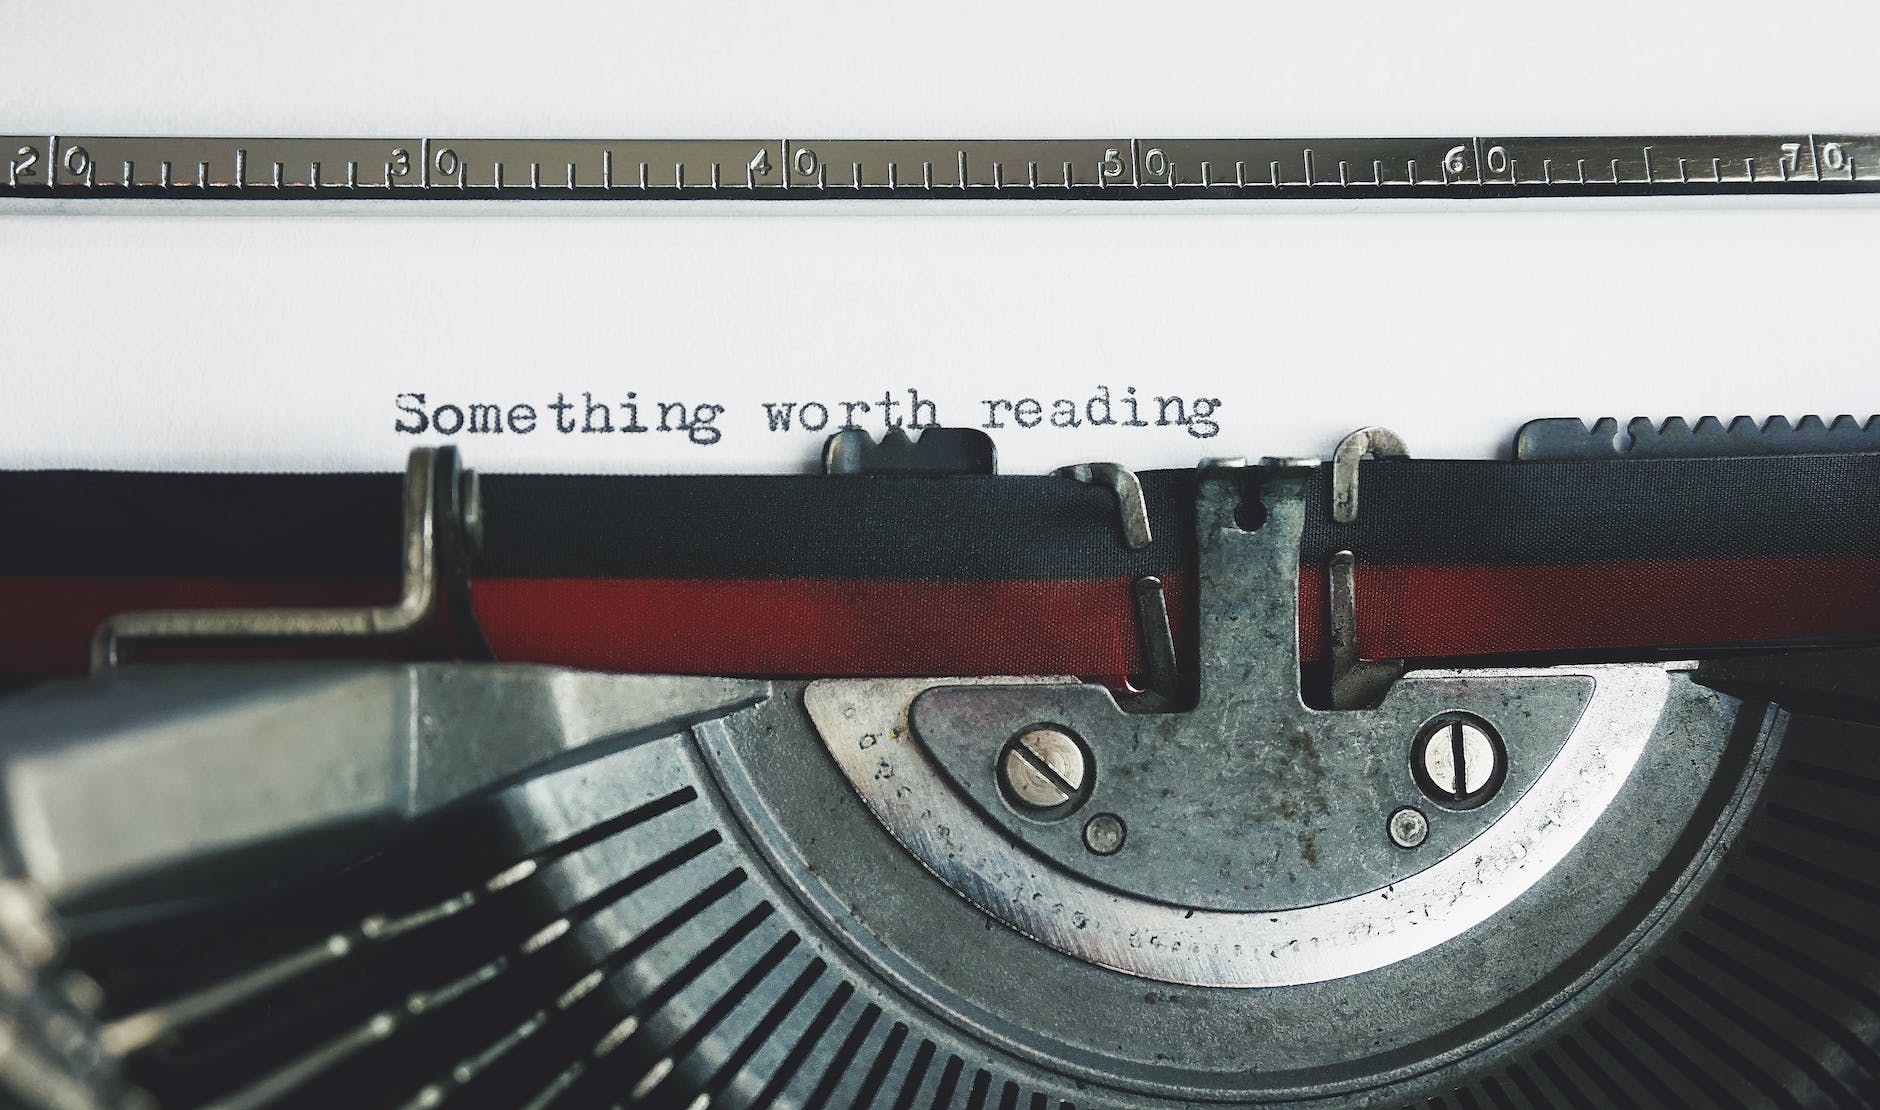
[1,2,1876,473]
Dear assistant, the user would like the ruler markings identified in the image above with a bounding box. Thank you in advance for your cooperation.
[6,135,1877,199]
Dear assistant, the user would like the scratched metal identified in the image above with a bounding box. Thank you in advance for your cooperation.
[806,665,1684,987]
[803,468,1731,985]
[5,134,1876,197]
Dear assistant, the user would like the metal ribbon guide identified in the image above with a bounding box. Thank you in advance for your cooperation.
[6,134,1879,198]
[3,416,1880,1109]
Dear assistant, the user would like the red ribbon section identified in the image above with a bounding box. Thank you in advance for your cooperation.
[6,554,1879,681]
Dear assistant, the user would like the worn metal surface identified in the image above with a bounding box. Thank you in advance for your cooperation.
[7,135,1877,199]
[896,472,1587,912]
[0,666,764,901]
[0,634,1786,1106]
[707,671,1766,1098]
[810,663,1686,987]
[1515,414,1880,460]
[801,469,1732,985]
[820,426,996,476]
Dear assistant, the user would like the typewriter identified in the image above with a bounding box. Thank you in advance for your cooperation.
[1,419,1876,1110]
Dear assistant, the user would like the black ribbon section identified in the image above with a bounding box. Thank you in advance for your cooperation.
[0,471,1195,583]
[0,473,406,578]
[472,475,1193,580]
[1297,455,1880,565]
[3,453,1877,582]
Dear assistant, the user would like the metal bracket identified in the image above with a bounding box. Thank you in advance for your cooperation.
[822,426,996,475]
[1053,462,1152,550]
[1130,575,1181,705]
[1331,426,1408,524]
[1328,550,1407,710]
[1053,462,1174,700]
[90,448,478,672]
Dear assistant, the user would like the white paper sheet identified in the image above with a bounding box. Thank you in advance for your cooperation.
[3,2,1877,474]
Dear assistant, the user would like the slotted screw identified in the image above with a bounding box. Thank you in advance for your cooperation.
[1000,727,1087,810]
[1414,716,1505,807]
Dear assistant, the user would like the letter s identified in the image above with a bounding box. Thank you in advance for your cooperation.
[394,393,429,434]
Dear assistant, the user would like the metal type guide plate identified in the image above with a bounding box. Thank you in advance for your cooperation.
[5,134,1878,198]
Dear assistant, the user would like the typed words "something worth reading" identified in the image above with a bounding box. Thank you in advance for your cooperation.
[393,386,1227,446]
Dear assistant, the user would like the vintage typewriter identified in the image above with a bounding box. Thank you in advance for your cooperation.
[1,418,1877,1109]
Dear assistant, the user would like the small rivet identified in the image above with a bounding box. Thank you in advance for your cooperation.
[1388,807,1429,849]
[1084,812,1127,855]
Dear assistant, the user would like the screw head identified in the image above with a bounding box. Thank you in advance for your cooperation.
[1083,812,1127,855]
[1388,807,1429,849]
[1000,727,1088,811]
[1412,714,1506,809]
